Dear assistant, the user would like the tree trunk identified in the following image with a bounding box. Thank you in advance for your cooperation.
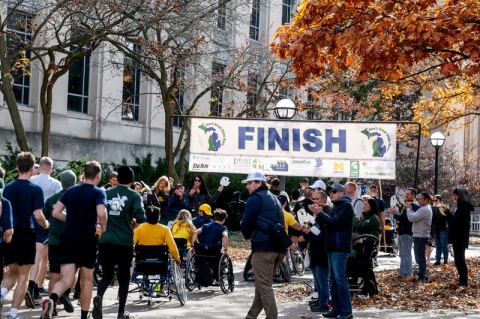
[3,86,31,152]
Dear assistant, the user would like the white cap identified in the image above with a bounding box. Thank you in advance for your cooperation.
[241,171,267,183]
[309,180,326,190]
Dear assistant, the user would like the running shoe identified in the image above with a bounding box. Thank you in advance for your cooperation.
[60,294,74,313]
[24,290,36,309]
[40,299,54,319]
[92,295,103,319]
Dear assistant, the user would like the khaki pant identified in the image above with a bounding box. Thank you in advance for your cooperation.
[246,251,284,319]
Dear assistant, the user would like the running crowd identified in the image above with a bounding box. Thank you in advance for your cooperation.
[0,152,228,319]
[0,153,474,319]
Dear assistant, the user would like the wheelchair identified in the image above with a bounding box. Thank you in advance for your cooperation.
[379,229,398,256]
[186,243,234,294]
[129,245,187,305]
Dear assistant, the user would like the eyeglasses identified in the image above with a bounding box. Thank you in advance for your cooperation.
[194,179,201,182]
[433,199,440,202]
[330,190,340,194]
[313,198,320,200]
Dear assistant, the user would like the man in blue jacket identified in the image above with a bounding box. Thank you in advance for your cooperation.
[316,183,353,319]
[241,171,285,319]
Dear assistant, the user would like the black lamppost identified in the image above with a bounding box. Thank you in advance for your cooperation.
[274,99,297,191]
[430,131,445,194]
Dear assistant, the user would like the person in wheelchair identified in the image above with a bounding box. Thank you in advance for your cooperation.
[384,218,396,245]
[134,206,180,264]
[170,209,196,262]
[190,208,229,285]
[133,206,180,298]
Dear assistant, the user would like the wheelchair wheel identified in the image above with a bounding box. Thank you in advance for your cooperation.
[392,242,399,256]
[185,254,197,292]
[218,254,234,293]
[292,251,305,276]
[170,260,187,305]
[279,257,291,282]
[243,253,253,281]
[449,244,454,258]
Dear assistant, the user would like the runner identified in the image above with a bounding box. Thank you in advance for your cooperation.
[40,161,107,319]
[1,152,49,319]
[93,166,146,319]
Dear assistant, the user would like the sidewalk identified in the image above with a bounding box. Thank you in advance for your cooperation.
[5,245,480,318]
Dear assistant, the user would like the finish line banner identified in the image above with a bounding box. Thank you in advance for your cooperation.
[188,118,396,179]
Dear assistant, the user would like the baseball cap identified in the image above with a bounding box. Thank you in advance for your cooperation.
[199,203,212,216]
[309,180,326,190]
[277,194,288,205]
[331,183,345,192]
[241,171,266,183]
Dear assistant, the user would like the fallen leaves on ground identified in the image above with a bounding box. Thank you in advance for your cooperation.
[229,247,250,262]
[274,257,480,312]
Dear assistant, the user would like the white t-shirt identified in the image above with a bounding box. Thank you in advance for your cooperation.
[30,173,62,202]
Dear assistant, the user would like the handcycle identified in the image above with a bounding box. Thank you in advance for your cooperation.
[129,245,187,305]
[185,243,234,294]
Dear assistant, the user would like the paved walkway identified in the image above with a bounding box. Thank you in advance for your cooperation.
[4,245,480,319]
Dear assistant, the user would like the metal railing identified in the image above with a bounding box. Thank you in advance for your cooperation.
[471,212,480,235]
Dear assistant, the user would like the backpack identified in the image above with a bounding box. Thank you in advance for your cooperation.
[196,260,212,287]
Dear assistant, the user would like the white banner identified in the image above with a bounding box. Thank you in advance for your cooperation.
[189,118,396,179]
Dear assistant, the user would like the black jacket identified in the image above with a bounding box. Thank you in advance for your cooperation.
[431,206,448,234]
[447,188,473,248]
[316,195,353,253]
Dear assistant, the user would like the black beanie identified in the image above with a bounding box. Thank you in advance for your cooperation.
[117,166,134,184]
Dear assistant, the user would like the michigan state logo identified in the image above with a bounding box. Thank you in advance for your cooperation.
[197,122,226,151]
[361,127,392,157]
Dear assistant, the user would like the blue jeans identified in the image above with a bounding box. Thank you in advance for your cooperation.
[311,264,329,306]
[398,234,413,276]
[434,229,449,264]
[413,237,428,280]
[328,252,351,315]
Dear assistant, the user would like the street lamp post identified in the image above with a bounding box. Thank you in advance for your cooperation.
[430,132,446,194]
[274,99,297,191]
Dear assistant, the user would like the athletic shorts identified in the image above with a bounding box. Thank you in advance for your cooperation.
[97,243,134,268]
[58,231,97,269]
[48,245,62,273]
[4,227,36,266]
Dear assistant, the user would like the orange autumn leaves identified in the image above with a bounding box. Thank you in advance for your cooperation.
[271,0,480,132]
[272,0,480,85]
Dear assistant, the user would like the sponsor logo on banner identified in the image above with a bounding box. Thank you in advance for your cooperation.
[314,158,323,167]
[252,159,264,170]
[196,122,226,152]
[192,155,211,161]
[233,157,251,170]
[270,160,288,172]
[360,127,392,158]
[350,161,360,178]
[192,163,209,169]
[333,161,345,173]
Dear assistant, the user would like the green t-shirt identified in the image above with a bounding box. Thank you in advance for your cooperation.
[100,185,146,246]
[45,190,66,246]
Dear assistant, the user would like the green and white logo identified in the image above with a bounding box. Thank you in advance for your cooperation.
[197,122,226,152]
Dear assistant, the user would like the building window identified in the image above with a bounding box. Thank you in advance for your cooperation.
[249,0,261,41]
[122,43,141,121]
[67,34,90,114]
[217,0,226,30]
[173,64,185,127]
[246,71,259,118]
[6,11,32,105]
[211,63,225,117]
[282,0,292,24]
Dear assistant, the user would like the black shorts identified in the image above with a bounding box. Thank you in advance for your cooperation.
[59,231,97,269]
[48,245,62,273]
[97,243,134,267]
[4,227,36,266]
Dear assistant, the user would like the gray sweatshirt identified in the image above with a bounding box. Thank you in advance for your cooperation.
[407,204,432,238]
